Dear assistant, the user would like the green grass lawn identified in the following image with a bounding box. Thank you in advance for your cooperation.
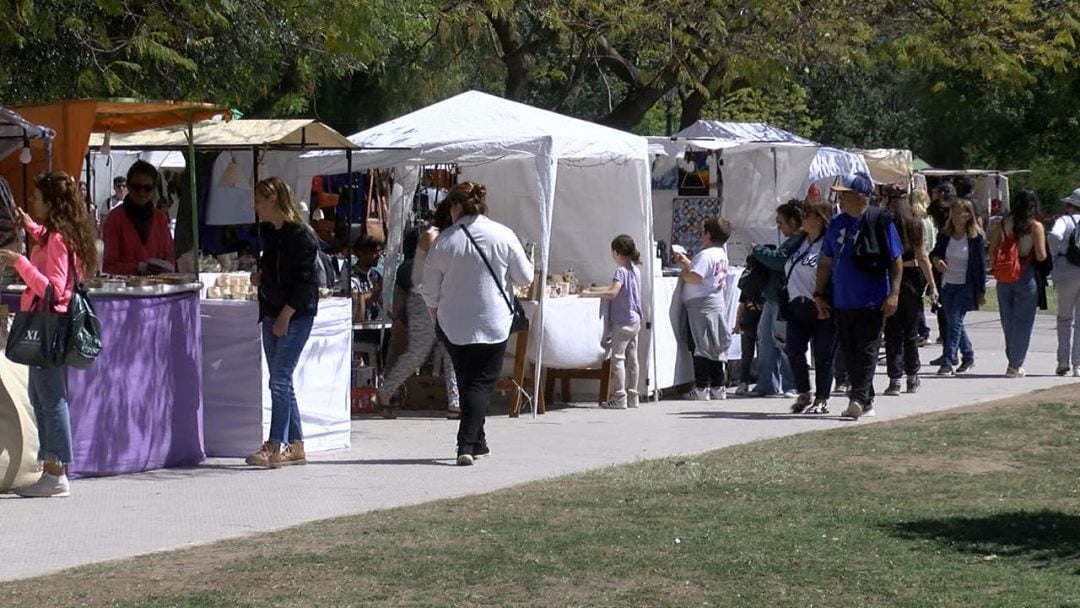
[5,388,1080,608]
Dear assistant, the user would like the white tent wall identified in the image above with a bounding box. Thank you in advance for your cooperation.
[720,144,820,257]
[205,150,316,226]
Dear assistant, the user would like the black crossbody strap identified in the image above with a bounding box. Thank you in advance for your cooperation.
[461,224,514,314]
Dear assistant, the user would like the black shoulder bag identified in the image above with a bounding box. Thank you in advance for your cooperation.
[6,283,70,369]
[461,224,529,334]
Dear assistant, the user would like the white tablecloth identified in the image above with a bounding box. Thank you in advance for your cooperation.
[201,297,352,457]
[522,296,608,369]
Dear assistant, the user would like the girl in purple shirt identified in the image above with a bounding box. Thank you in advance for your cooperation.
[582,235,643,409]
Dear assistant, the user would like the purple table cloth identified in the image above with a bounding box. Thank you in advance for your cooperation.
[4,291,205,478]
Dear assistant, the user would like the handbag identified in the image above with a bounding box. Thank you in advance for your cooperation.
[6,284,70,369]
[64,257,103,369]
[364,170,386,244]
[461,224,529,334]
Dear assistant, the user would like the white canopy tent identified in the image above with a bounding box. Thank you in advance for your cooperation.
[300,90,655,408]
[858,148,914,185]
[649,121,871,259]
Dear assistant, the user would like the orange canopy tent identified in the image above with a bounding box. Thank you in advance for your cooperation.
[0,99,229,204]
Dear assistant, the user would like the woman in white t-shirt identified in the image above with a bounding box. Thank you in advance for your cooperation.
[782,200,836,415]
[672,218,733,401]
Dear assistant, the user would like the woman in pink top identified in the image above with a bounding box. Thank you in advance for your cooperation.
[0,172,98,498]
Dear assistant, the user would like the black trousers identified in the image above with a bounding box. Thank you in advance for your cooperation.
[738,306,762,384]
[784,299,838,399]
[884,267,925,380]
[443,336,508,456]
[686,320,726,389]
[835,308,886,406]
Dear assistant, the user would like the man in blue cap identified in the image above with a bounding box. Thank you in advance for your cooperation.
[814,172,903,419]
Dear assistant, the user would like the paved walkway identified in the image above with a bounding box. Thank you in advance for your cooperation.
[2,311,1076,581]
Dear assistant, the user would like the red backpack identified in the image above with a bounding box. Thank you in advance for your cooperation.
[991,221,1030,283]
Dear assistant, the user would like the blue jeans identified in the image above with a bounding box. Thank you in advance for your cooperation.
[753,300,795,394]
[29,366,72,464]
[997,265,1038,369]
[940,283,974,366]
[261,315,315,444]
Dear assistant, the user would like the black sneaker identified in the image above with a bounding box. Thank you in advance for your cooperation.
[861,403,877,417]
[929,355,946,366]
[833,382,850,396]
[884,380,902,396]
[474,445,491,460]
[906,374,921,393]
[956,359,975,374]
[937,364,955,376]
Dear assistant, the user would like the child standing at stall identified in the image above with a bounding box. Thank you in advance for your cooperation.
[582,235,643,409]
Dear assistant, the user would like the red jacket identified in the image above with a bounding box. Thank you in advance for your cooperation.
[102,205,175,275]
[14,220,79,313]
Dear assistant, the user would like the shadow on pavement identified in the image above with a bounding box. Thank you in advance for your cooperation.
[316,458,457,467]
[886,510,1080,571]
[673,410,843,421]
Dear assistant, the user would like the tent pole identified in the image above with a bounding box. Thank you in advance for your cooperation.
[253,146,261,255]
[187,111,199,274]
[346,149,353,295]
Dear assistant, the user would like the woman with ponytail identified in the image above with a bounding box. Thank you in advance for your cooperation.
[2,172,98,497]
[583,235,643,409]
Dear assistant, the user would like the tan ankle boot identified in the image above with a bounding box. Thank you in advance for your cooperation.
[271,440,306,466]
[245,441,281,468]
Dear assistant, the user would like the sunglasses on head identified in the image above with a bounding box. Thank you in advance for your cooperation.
[129,183,154,193]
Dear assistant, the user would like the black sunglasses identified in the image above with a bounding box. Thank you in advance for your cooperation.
[129,183,154,193]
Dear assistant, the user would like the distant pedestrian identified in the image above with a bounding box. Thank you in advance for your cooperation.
[931,199,986,376]
[882,192,937,396]
[989,189,1047,377]
[748,201,802,397]
[815,172,903,420]
[1048,187,1080,376]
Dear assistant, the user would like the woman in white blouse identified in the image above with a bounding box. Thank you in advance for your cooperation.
[421,182,533,466]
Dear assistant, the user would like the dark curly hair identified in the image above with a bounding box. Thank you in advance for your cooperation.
[34,172,98,277]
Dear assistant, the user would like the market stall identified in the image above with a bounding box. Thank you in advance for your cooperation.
[0,101,228,480]
[2,284,205,479]
[648,121,869,390]
[299,91,656,409]
[199,290,351,457]
[86,120,362,451]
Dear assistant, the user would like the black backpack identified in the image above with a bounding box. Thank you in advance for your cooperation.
[1065,216,1080,266]
[738,247,772,304]
[853,206,894,278]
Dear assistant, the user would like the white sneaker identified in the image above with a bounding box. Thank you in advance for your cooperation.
[735,383,750,396]
[710,387,727,401]
[843,400,864,420]
[683,387,711,401]
[1074,366,1080,378]
[627,395,640,409]
[1005,367,1027,378]
[14,472,70,498]
[600,397,627,410]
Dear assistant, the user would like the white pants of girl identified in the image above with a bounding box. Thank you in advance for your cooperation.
[609,322,641,407]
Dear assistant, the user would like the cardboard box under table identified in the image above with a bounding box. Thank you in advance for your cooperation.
[200,296,351,456]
